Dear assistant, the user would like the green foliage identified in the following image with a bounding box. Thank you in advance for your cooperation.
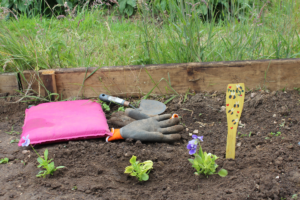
[36,149,65,178]
[270,132,281,137]
[124,155,153,181]
[10,138,19,143]
[119,0,136,16]
[0,0,300,74]
[0,158,9,164]
[118,106,125,112]
[101,102,110,111]
[189,145,227,177]
[6,125,20,135]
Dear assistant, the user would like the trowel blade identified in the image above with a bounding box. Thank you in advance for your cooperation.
[137,99,166,116]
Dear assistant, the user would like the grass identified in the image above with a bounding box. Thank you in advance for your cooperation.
[0,0,299,73]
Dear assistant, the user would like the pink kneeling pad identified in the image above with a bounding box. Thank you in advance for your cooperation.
[18,100,112,146]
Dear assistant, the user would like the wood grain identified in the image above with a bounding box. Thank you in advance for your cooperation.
[14,58,300,99]
[0,73,19,94]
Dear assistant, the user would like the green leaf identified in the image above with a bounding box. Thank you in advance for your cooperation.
[188,159,194,164]
[124,166,134,173]
[218,169,228,177]
[37,157,44,164]
[0,158,9,164]
[119,0,127,13]
[142,160,153,170]
[126,0,136,7]
[56,166,65,169]
[141,173,149,181]
[125,6,134,16]
[1,0,12,7]
[129,156,136,164]
[160,0,167,11]
[195,154,203,165]
[44,149,48,161]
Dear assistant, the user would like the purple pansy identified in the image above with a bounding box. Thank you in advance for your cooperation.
[22,135,30,147]
[187,139,198,155]
[192,135,203,142]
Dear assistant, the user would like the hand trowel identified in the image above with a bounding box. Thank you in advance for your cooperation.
[99,94,166,116]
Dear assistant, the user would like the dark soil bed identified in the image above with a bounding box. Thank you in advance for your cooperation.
[0,90,300,200]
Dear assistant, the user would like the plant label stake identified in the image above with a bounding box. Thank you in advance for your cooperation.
[226,83,245,159]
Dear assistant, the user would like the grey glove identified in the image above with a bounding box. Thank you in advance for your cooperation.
[107,108,183,143]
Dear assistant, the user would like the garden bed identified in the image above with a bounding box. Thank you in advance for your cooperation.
[0,90,300,199]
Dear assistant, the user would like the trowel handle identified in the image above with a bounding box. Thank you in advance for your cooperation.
[99,94,130,107]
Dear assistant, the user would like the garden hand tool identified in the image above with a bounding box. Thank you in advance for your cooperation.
[99,94,167,116]
[106,108,183,143]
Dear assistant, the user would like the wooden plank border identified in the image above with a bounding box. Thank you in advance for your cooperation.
[1,58,300,98]
[0,72,19,94]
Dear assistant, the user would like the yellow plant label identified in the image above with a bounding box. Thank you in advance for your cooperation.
[226,83,245,159]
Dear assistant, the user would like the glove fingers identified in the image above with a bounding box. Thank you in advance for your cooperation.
[158,125,184,134]
[125,108,150,120]
[108,112,135,127]
[153,114,172,121]
[126,130,181,142]
[158,117,180,128]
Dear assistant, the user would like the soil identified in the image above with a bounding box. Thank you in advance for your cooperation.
[1,90,300,200]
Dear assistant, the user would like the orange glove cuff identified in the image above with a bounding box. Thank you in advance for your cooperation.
[171,114,179,118]
[106,128,124,142]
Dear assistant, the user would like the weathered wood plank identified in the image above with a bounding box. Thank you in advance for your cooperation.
[41,70,57,101]
[18,58,300,99]
[0,73,19,94]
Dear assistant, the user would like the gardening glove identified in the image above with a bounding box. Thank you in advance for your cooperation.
[106,108,183,143]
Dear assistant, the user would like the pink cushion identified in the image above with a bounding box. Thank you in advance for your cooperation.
[18,100,112,146]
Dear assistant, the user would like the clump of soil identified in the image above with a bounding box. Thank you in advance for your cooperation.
[0,90,300,199]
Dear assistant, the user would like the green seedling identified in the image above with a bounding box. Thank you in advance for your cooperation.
[276,132,281,136]
[199,113,202,116]
[0,158,9,164]
[34,149,65,178]
[21,160,26,166]
[270,132,281,136]
[279,121,285,127]
[188,136,227,177]
[6,126,20,135]
[294,87,300,94]
[249,132,252,137]
[10,139,19,143]
[124,155,153,181]
[118,106,125,112]
[270,132,275,136]
[292,194,298,199]
[265,137,270,140]
[238,132,248,138]
[72,186,77,190]
[101,102,110,112]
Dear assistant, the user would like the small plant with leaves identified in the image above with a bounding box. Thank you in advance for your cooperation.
[124,155,153,181]
[270,132,281,137]
[35,149,65,178]
[6,125,20,135]
[10,138,19,143]
[101,101,110,112]
[118,106,125,112]
[21,135,64,178]
[187,135,228,177]
[292,194,298,199]
[0,158,9,164]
